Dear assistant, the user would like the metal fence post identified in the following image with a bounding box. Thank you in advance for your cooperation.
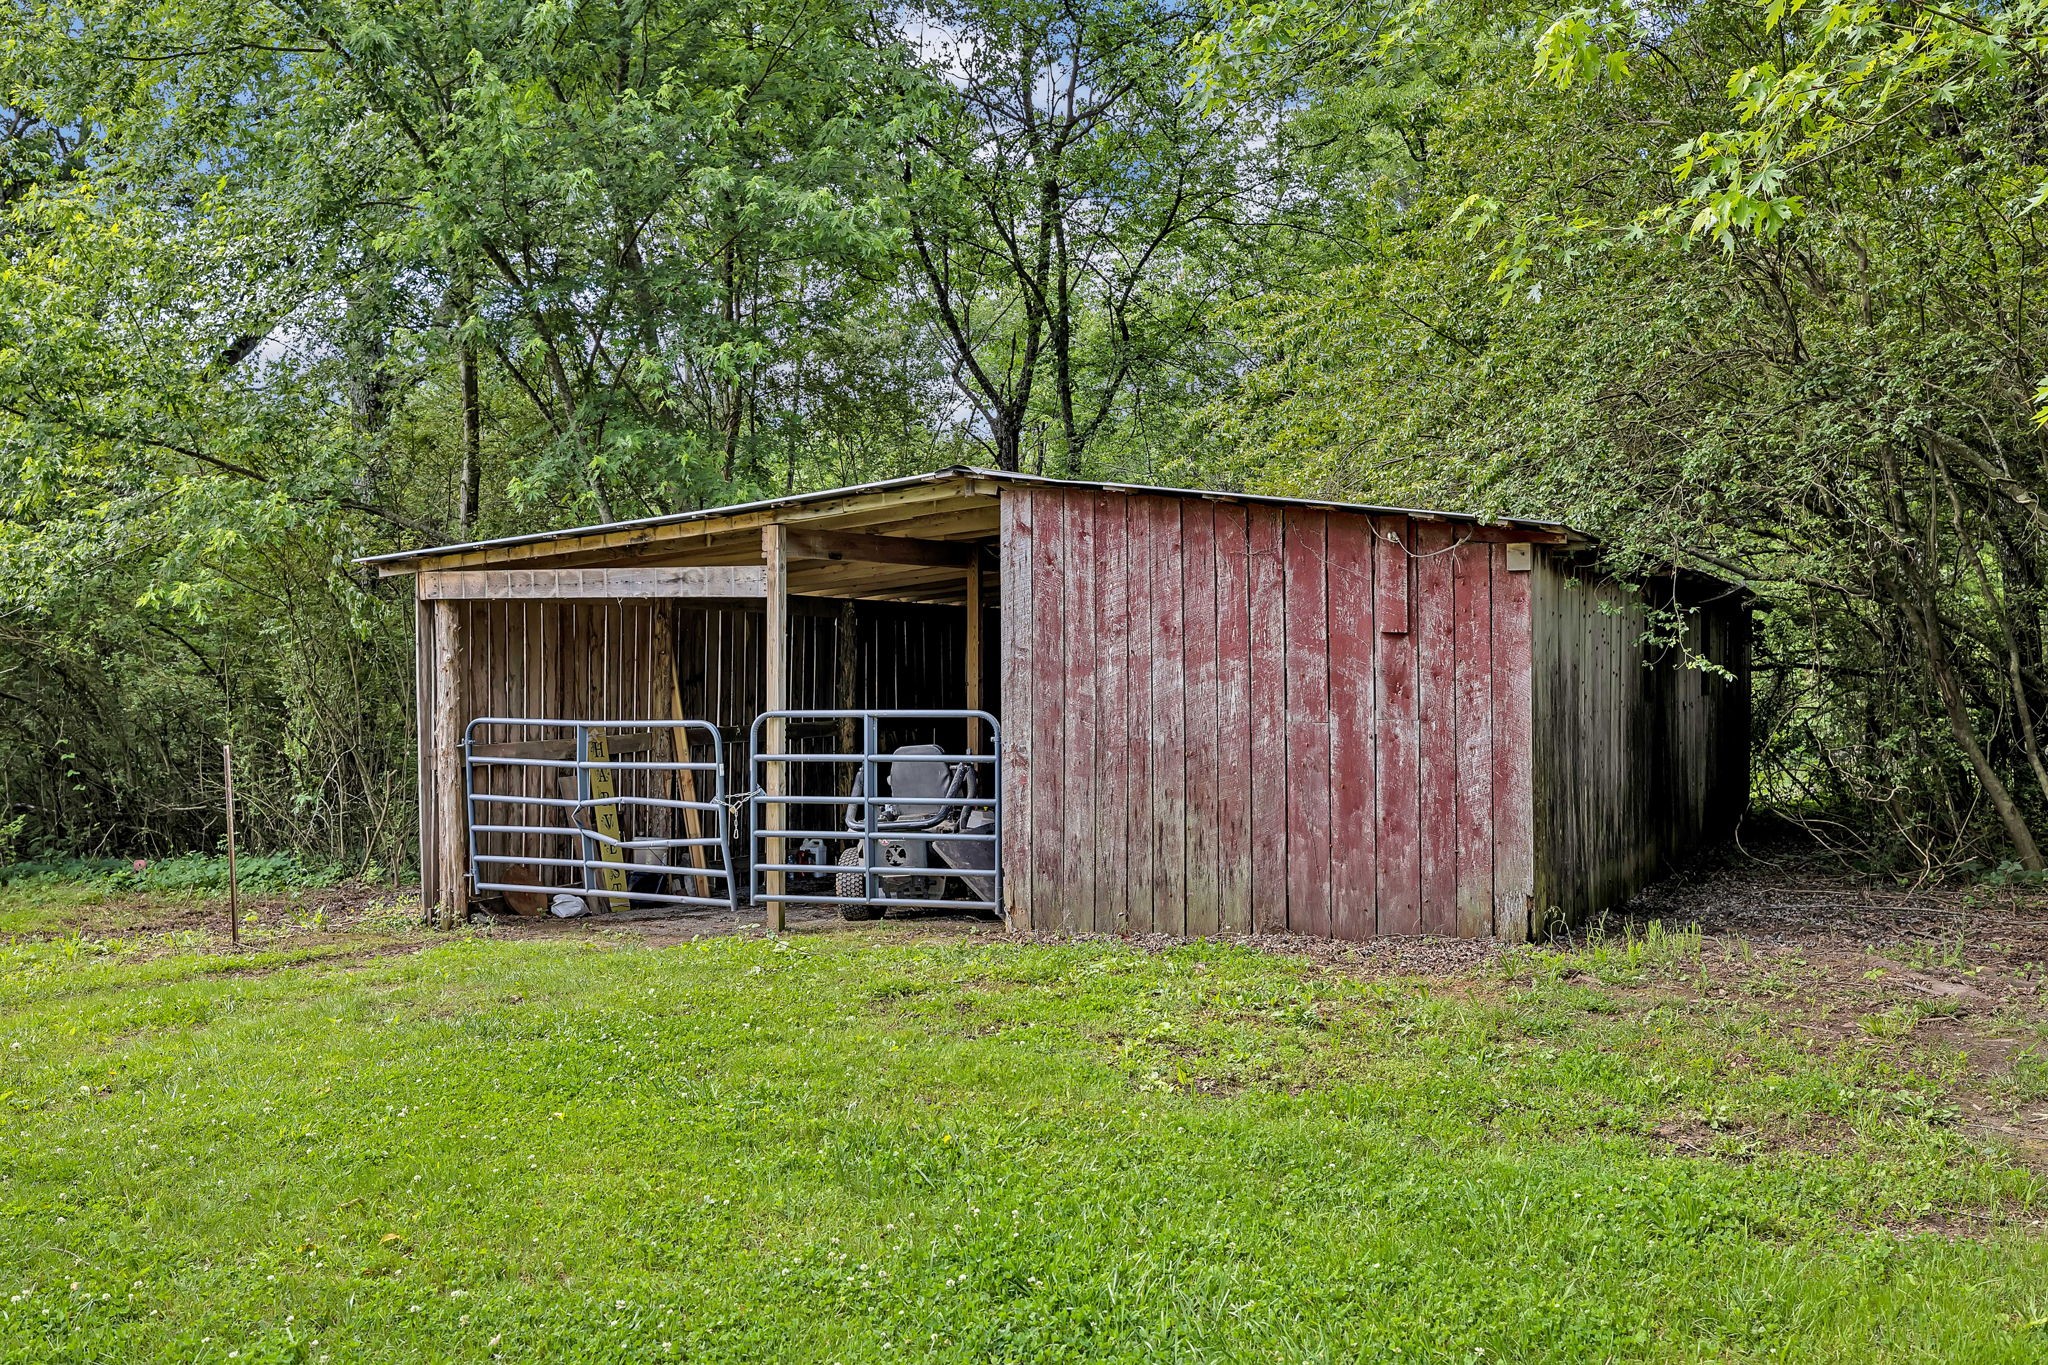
[862,712,880,904]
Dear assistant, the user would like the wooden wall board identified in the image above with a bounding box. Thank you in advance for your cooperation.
[418,566,768,600]
[1030,491,1066,926]
[1372,519,1421,935]
[1415,522,1459,935]
[1490,556,1536,940]
[415,598,439,917]
[1451,542,1496,938]
[1093,492,1131,934]
[995,491,1032,929]
[1212,504,1254,934]
[1182,501,1221,938]
[965,561,984,748]
[1281,508,1332,938]
[1089,497,1122,933]
[1060,493,1097,931]
[1149,497,1189,937]
[1326,511,1378,940]
[1125,496,1158,930]
[1245,504,1289,935]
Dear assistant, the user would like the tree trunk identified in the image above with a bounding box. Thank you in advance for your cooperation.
[1904,591,2045,868]
[992,413,1022,472]
[1049,181,1081,476]
[458,337,481,535]
[722,240,742,483]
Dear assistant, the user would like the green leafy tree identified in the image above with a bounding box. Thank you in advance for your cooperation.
[1199,0,2048,868]
[903,0,1246,472]
[0,0,934,860]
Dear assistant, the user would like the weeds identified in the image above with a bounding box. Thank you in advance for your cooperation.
[1880,933,1975,973]
[1861,1005,1922,1039]
[0,852,348,897]
[1505,918,1706,988]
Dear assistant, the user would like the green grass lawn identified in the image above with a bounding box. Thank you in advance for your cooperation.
[1,883,2045,1363]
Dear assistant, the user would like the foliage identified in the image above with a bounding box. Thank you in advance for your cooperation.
[9,0,2048,871]
[902,0,1248,473]
[1195,0,2048,869]
[0,852,346,896]
[1,907,2045,1359]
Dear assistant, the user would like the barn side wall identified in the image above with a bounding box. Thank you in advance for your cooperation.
[999,485,1539,941]
[1528,561,1751,929]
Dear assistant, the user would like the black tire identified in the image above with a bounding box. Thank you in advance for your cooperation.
[836,849,885,920]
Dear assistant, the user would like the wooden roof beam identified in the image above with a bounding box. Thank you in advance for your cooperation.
[417,566,767,600]
[784,528,978,568]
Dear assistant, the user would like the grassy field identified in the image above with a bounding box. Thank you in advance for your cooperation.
[1,874,2045,1363]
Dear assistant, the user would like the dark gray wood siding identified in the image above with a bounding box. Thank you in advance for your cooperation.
[1528,562,1751,928]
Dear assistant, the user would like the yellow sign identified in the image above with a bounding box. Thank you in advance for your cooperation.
[583,730,630,905]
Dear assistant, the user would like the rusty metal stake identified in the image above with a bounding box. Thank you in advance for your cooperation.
[223,743,240,947]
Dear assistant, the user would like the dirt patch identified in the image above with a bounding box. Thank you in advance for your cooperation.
[1587,847,2048,1170]
[1646,1110,1861,1164]
[1620,847,2048,969]
[1876,1208,2048,1241]
[1037,928,1505,977]
[16,881,422,944]
[472,897,1004,945]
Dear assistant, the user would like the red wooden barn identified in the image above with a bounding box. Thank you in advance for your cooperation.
[366,468,1749,941]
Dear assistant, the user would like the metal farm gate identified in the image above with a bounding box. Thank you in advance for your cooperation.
[463,717,738,913]
[460,710,1001,922]
[749,709,1001,918]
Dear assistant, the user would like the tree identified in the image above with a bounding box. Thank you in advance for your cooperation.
[902,0,1243,472]
[1198,0,2048,869]
[0,0,932,860]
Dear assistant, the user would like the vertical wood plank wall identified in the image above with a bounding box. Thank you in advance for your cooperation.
[999,486,1542,939]
[1528,565,1750,929]
[419,600,668,911]
[673,598,997,883]
[418,594,998,912]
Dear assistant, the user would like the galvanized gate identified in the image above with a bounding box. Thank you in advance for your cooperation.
[748,709,1001,918]
[463,717,737,913]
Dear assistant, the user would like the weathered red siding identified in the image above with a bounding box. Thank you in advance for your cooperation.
[1000,485,1545,939]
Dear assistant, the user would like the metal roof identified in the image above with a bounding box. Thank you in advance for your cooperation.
[355,466,1585,571]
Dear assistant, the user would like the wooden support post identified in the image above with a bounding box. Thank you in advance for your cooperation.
[415,595,438,921]
[762,524,789,934]
[965,557,984,754]
[223,744,240,946]
[432,599,468,928]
